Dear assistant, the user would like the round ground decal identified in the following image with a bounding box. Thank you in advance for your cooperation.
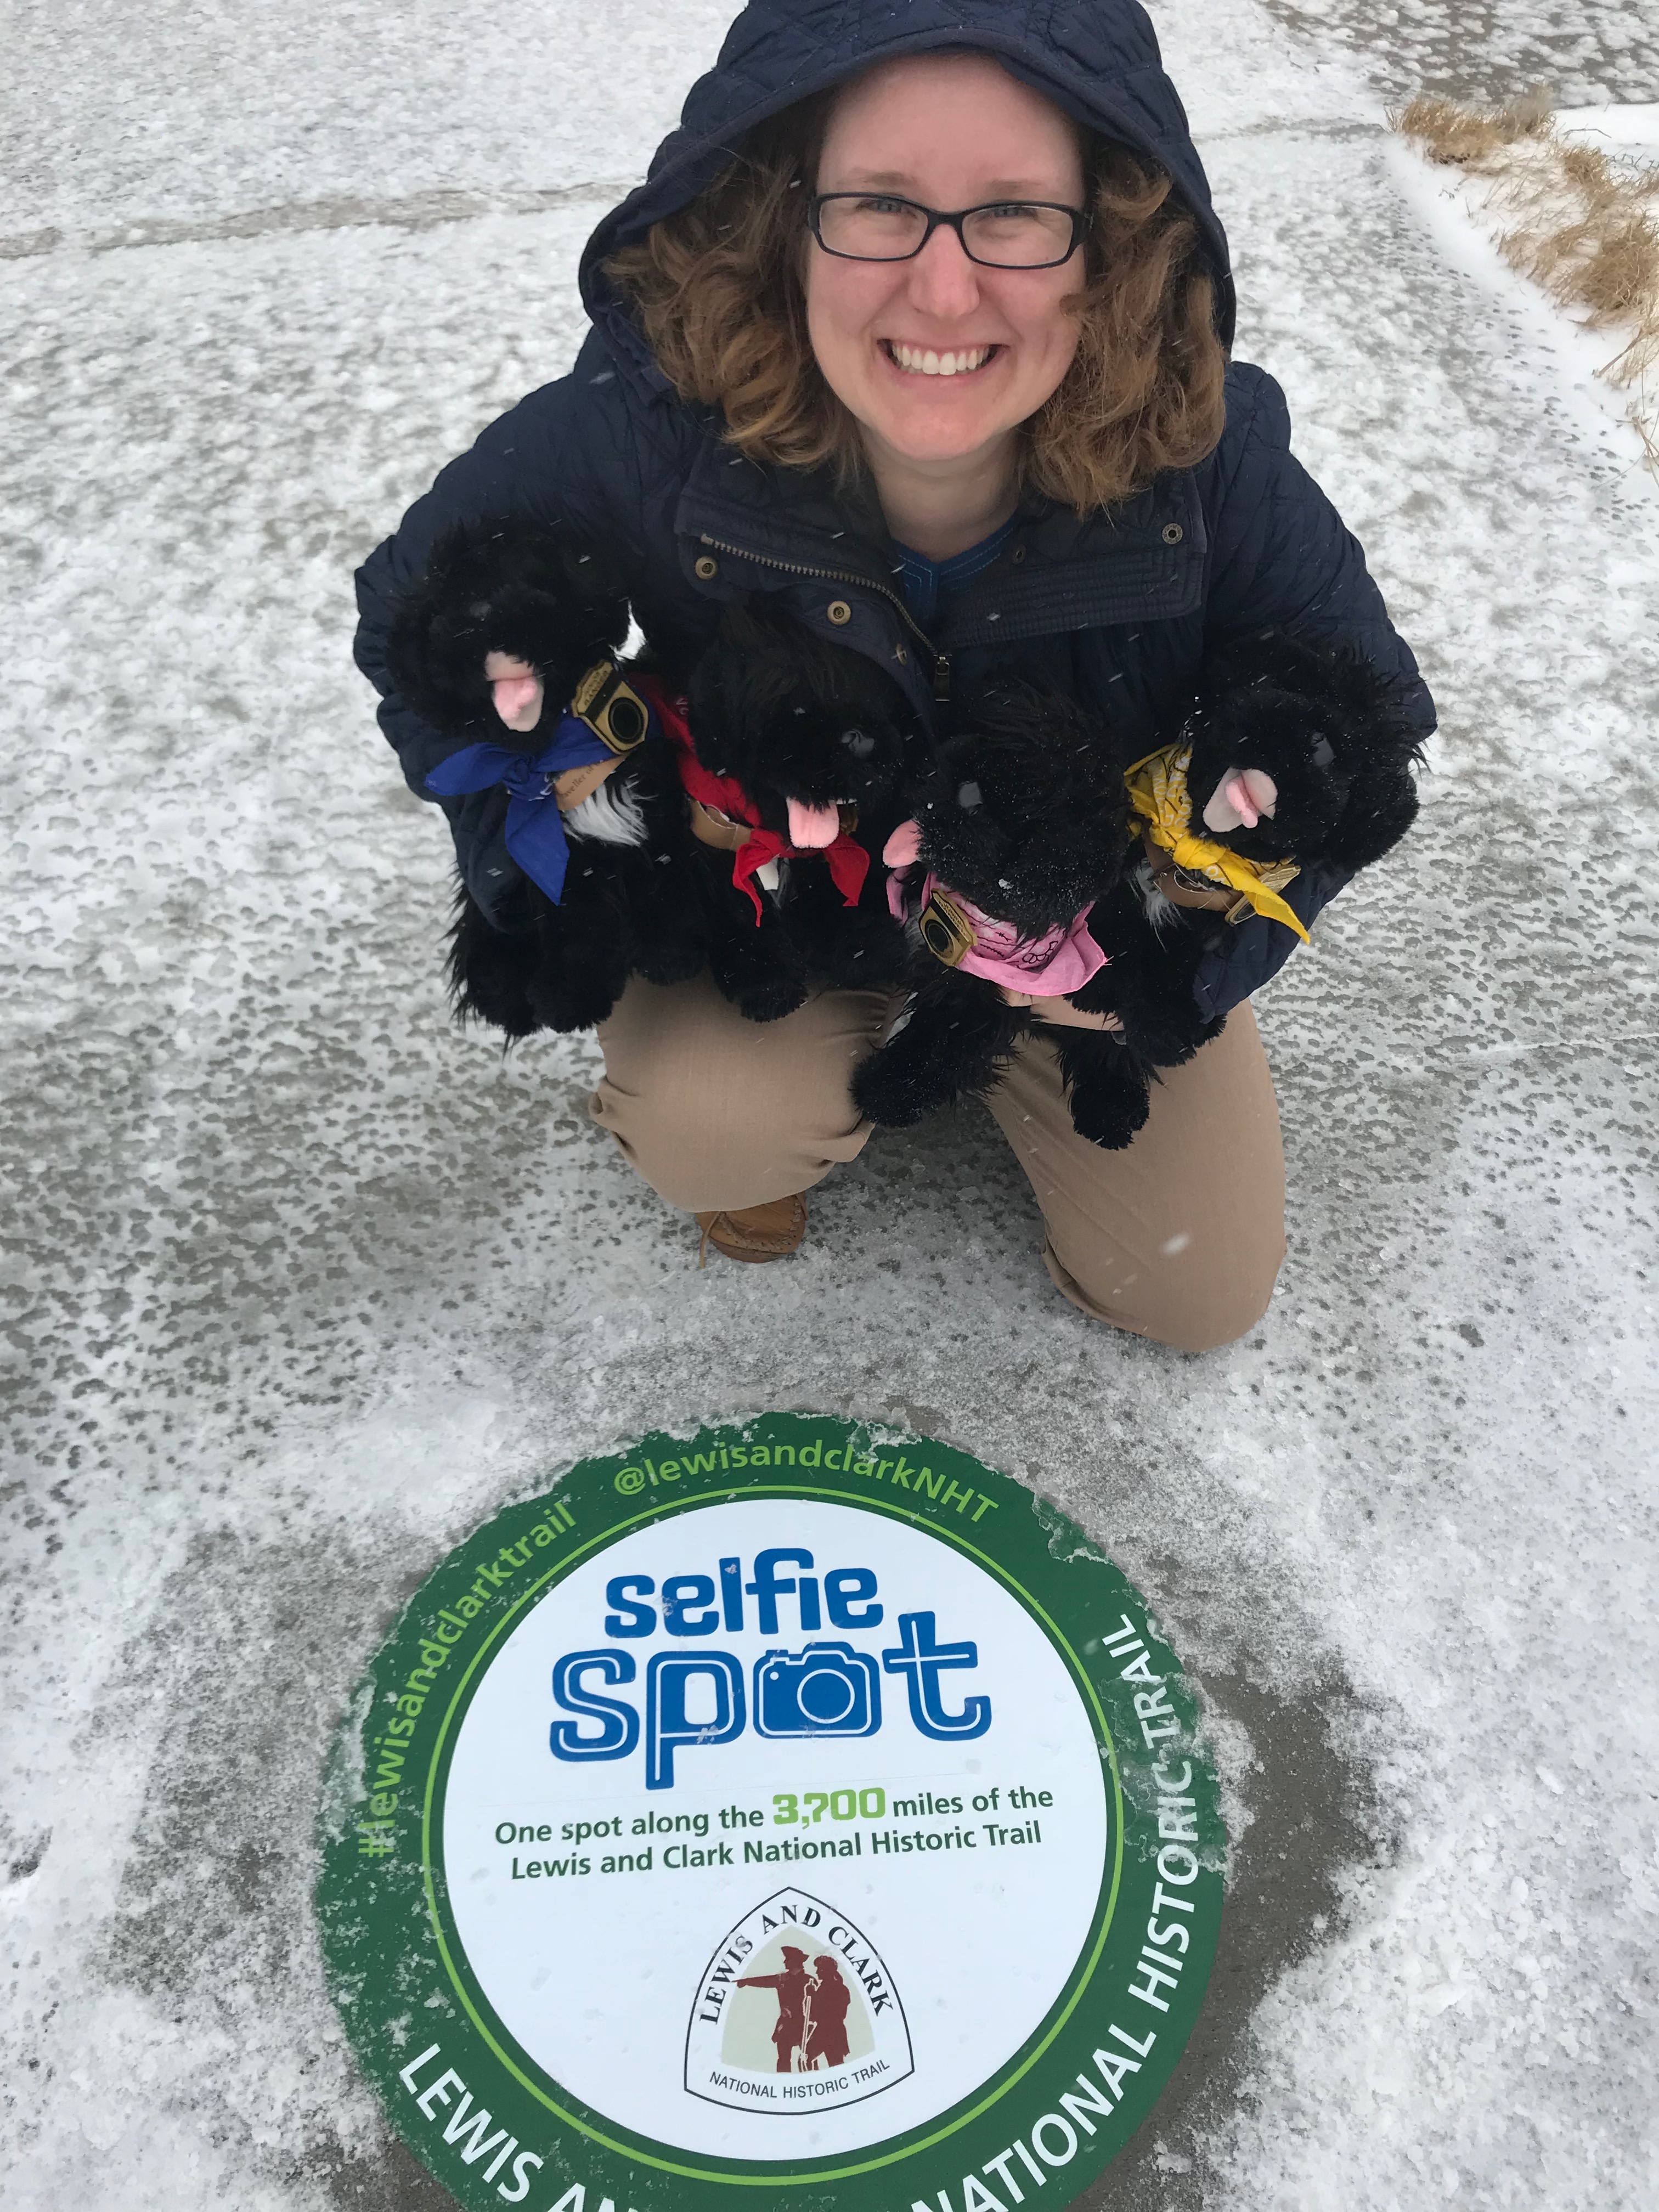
[317,1418,1223,2210]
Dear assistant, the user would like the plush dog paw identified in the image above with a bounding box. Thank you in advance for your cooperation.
[850,1051,936,1128]
[734,974,810,1023]
[531,984,624,1033]
[1050,1032,1153,1150]
[524,956,629,1033]
[804,909,909,991]
[453,968,541,1041]
[634,936,708,988]
[710,950,809,1023]
[1064,1069,1149,1150]
[850,1028,974,1127]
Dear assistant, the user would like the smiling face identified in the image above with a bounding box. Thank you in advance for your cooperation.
[804,55,1088,472]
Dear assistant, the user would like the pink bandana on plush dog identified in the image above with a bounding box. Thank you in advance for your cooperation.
[883,821,1108,995]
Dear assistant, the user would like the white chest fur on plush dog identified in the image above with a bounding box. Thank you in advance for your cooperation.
[1134,849,1180,936]
[565,775,650,848]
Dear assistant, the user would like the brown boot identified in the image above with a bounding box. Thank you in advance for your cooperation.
[695,1193,809,1267]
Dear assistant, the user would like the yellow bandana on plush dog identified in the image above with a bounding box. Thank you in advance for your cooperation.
[1124,744,1310,943]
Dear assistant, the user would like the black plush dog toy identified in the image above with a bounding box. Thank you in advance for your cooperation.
[850,677,1132,1131]
[385,517,707,1037]
[854,634,1425,1151]
[674,600,923,1022]
[1052,628,1427,1145]
[387,521,922,1035]
[1159,628,1424,882]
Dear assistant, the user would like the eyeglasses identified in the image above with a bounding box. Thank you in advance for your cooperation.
[808,193,1086,270]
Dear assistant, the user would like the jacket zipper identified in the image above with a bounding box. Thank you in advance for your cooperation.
[697,531,950,700]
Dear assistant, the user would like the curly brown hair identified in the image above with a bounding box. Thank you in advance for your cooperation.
[603,93,1229,514]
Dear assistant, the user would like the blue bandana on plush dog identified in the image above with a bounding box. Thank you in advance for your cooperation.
[423,713,616,905]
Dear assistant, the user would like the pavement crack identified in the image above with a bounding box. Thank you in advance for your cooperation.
[0,177,641,263]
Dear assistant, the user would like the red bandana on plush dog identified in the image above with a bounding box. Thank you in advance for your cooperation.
[638,675,870,926]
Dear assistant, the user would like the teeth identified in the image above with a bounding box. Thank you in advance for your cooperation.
[889,342,991,376]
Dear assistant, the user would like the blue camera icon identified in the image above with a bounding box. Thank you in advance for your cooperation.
[753,1641,882,1739]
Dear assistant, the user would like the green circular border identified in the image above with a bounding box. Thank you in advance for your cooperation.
[317,1418,1224,2212]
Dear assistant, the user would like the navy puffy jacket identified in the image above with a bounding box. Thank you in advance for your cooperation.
[353,0,1435,1021]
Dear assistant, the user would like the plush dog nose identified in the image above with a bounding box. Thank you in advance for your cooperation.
[787,798,842,848]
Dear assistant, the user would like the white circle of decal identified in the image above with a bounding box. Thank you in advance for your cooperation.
[442,1499,1109,2158]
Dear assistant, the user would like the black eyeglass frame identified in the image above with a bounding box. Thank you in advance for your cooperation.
[806,192,1087,270]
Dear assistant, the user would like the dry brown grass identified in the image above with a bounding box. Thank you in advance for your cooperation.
[1393,89,1554,168]
[1392,92,1659,462]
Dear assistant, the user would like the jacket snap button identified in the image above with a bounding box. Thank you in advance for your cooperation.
[694,554,719,579]
[1011,545,1026,565]
[827,599,852,625]
[1161,523,1184,546]
[894,645,909,664]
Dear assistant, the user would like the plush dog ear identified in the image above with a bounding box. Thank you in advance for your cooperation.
[685,633,738,777]
[686,601,813,781]
[387,518,635,735]
[1322,758,1420,871]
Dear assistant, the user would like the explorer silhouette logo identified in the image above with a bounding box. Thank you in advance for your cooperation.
[685,1889,914,2112]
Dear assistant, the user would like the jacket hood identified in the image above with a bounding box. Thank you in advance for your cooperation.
[579,0,1234,383]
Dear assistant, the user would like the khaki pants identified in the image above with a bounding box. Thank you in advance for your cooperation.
[591,974,1285,1353]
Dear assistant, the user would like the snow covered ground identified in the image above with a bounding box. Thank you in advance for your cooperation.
[3,2,1656,2207]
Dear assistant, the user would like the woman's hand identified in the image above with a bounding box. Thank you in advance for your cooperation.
[1000,989,1123,1031]
[484,651,545,732]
